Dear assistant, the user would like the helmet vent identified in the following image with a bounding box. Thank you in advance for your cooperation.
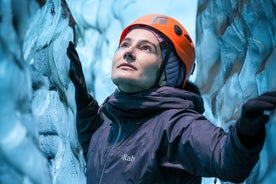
[174,25,182,36]
[184,34,192,43]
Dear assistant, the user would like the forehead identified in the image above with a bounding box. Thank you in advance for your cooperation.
[124,29,159,44]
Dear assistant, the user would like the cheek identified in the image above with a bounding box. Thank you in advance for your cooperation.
[111,52,120,71]
[111,51,124,81]
[142,60,162,81]
[111,58,116,71]
[146,63,159,73]
[145,58,162,73]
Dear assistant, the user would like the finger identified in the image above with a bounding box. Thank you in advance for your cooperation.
[69,41,74,47]
[68,41,76,51]
[67,45,74,59]
[69,63,82,84]
[257,91,276,105]
[261,91,276,97]
[67,48,78,62]
[69,69,78,84]
[68,41,79,56]
[247,100,276,112]
[254,115,270,125]
[67,49,82,68]
[67,41,79,59]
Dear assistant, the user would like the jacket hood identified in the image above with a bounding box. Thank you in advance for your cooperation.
[101,86,204,120]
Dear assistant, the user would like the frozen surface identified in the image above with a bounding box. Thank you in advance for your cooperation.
[196,0,276,183]
[0,0,275,184]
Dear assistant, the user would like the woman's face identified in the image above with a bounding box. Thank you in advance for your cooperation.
[111,28,163,93]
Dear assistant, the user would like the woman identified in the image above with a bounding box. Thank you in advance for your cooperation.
[67,14,276,184]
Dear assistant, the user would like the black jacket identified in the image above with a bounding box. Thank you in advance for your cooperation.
[77,86,263,184]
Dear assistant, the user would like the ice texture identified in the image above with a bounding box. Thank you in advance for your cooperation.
[196,0,276,183]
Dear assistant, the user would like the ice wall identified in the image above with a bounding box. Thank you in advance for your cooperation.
[195,0,276,183]
[0,0,85,183]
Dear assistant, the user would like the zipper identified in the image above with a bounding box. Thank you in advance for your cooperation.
[98,116,122,184]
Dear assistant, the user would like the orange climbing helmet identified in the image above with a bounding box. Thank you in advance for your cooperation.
[119,14,196,88]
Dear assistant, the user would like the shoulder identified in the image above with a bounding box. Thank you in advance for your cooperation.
[157,108,206,131]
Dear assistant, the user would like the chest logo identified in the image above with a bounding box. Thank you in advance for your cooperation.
[121,153,135,162]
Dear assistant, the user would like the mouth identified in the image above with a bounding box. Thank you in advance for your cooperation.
[117,63,137,70]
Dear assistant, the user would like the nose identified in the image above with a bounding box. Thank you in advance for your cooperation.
[123,47,136,62]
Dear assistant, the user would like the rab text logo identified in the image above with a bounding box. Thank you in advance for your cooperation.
[121,154,135,162]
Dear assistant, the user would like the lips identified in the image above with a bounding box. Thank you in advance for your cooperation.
[117,63,137,70]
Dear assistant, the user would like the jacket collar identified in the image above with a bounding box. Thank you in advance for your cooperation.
[101,86,204,120]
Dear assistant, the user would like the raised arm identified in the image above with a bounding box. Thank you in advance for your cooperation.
[67,41,103,158]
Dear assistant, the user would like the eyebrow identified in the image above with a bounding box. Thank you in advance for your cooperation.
[123,37,159,54]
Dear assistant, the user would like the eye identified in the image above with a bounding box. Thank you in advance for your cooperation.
[140,45,152,53]
[120,41,129,48]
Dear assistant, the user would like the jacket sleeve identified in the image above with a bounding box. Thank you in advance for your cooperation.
[158,111,263,183]
[76,95,103,159]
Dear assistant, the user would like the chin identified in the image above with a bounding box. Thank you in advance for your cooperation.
[112,74,136,83]
[112,77,133,86]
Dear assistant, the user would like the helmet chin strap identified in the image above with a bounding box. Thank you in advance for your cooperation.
[154,41,172,88]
